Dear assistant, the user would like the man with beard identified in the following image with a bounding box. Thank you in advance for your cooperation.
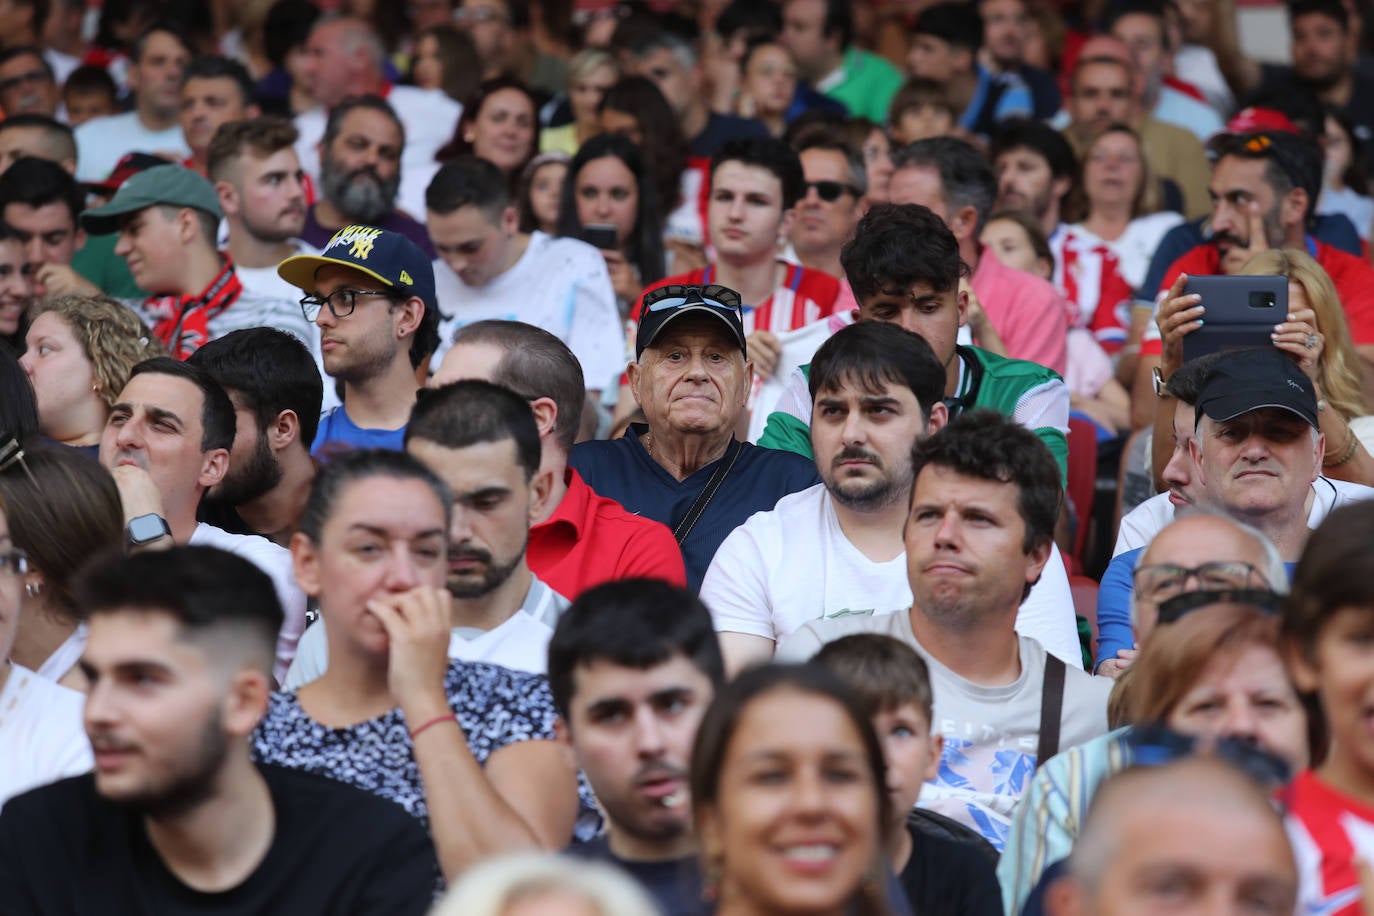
[80,163,313,360]
[189,328,323,549]
[703,321,948,675]
[284,380,570,687]
[277,224,440,455]
[777,411,1111,849]
[551,579,725,916]
[300,95,435,260]
[209,116,340,411]
[0,546,438,913]
[98,358,309,683]
[1105,0,1224,142]
[1135,129,1374,425]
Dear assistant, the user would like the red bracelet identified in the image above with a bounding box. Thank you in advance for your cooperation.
[409,714,457,741]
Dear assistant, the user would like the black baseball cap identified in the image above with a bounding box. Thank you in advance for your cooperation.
[1195,347,1320,430]
[277,224,436,312]
[636,284,747,359]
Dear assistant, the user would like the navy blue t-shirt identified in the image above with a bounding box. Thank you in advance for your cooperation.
[688,112,771,159]
[569,426,820,590]
[566,837,704,916]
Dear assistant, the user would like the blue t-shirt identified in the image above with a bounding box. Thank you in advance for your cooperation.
[1096,548,1297,669]
[311,406,407,457]
[568,426,820,591]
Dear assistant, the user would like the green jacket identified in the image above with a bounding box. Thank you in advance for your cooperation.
[821,48,904,124]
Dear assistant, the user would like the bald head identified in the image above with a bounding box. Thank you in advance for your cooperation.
[1130,512,1281,638]
[1056,758,1296,916]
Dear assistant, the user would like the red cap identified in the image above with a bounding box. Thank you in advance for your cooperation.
[1225,107,1300,135]
[82,152,169,194]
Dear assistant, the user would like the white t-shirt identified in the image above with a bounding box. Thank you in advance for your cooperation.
[294,86,462,224]
[233,245,343,414]
[1068,212,1186,293]
[189,523,308,685]
[73,112,189,182]
[1113,477,1374,557]
[35,625,86,683]
[283,575,569,687]
[777,616,1111,850]
[0,664,92,810]
[430,231,623,392]
[702,482,1085,668]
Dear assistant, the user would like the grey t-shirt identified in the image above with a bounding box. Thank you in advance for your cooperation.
[778,611,1112,850]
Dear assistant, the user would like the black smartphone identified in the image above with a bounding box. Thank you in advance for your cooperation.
[580,224,618,250]
[1180,274,1288,363]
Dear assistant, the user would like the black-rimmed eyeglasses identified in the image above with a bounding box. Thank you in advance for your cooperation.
[1133,561,1261,604]
[300,288,396,323]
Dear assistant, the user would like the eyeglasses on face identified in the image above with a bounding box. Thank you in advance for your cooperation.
[642,283,743,314]
[803,180,862,202]
[1124,723,1291,787]
[0,69,50,93]
[1133,561,1261,603]
[299,288,396,322]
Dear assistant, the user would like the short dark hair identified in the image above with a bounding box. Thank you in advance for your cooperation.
[716,0,782,41]
[1104,0,1169,50]
[0,155,82,223]
[910,409,1061,554]
[322,94,405,155]
[182,54,255,107]
[187,328,323,448]
[1164,352,1224,405]
[808,321,946,421]
[842,202,963,301]
[547,578,726,720]
[1207,130,1323,221]
[710,135,806,210]
[131,22,191,63]
[447,320,587,453]
[800,0,854,50]
[404,380,542,480]
[1289,0,1348,31]
[990,117,1077,181]
[0,114,76,165]
[298,448,452,545]
[127,357,236,453]
[1286,501,1374,658]
[263,0,320,70]
[0,46,54,82]
[426,154,510,218]
[62,64,118,101]
[791,128,867,196]
[913,1,983,51]
[813,633,935,721]
[74,545,284,672]
[888,77,958,123]
[206,115,299,181]
[892,136,997,232]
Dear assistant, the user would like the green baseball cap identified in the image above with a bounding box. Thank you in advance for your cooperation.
[80,163,223,235]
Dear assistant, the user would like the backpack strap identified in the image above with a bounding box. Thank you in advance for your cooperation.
[1035,653,1066,770]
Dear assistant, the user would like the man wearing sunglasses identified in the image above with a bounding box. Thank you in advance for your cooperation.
[788,132,866,284]
[278,224,440,455]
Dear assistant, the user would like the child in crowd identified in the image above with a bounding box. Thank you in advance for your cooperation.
[516,152,569,236]
[980,210,1130,437]
[888,78,959,146]
[813,634,1002,916]
[60,66,118,127]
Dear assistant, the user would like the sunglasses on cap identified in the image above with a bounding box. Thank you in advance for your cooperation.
[1124,723,1291,787]
[642,283,743,314]
[1154,587,1283,626]
[804,180,862,202]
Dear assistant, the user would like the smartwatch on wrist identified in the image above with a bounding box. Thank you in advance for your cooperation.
[127,513,171,546]
[1152,366,1173,399]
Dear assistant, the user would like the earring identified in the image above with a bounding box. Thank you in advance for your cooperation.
[25,580,42,598]
[701,858,723,902]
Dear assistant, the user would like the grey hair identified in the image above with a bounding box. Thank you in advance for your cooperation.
[429,853,663,916]
[631,31,697,70]
[314,13,386,71]
[890,137,996,233]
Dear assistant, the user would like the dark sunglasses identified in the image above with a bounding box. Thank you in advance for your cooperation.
[1154,587,1283,625]
[1124,723,1291,787]
[804,180,861,202]
[642,283,743,314]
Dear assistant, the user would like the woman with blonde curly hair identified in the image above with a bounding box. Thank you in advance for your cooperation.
[18,295,163,453]
[1240,248,1374,485]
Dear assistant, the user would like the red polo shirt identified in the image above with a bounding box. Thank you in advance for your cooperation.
[528,469,687,598]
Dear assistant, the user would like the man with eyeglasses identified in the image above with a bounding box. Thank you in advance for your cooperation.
[80,163,312,361]
[0,47,58,119]
[571,284,820,590]
[278,225,439,456]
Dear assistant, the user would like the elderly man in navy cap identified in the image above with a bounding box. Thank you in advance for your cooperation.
[569,284,819,590]
[277,225,441,455]
[80,162,311,359]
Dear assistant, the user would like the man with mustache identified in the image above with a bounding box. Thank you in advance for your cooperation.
[97,358,309,683]
[300,95,435,260]
[284,380,570,687]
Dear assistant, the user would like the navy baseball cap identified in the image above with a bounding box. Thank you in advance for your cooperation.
[277,225,436,312]
[636,284,747,359]
[1195,347,1320,430]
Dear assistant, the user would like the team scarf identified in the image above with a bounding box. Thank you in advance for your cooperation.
[142,256,243,360]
